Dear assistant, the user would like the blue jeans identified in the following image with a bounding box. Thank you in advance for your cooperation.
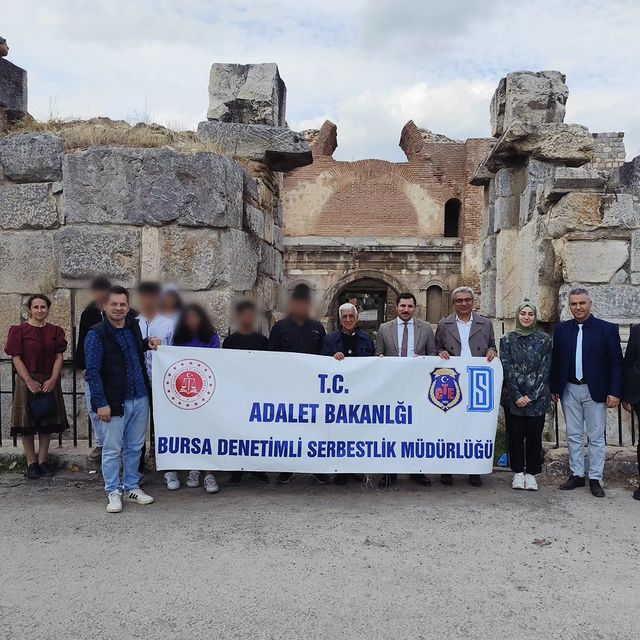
[101,396,149,494]
[84,379,103,447]
[561,383,607,481]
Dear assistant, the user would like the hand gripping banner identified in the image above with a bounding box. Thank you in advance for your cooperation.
[152,346,503,474]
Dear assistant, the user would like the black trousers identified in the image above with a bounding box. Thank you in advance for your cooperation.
[504,409,545,475]
[634,405,640,477]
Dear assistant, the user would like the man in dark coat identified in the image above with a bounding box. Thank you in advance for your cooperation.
[551,288,623,498]
[622,323,640,501]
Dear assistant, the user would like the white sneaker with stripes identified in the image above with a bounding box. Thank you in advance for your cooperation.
[124,488,155,505]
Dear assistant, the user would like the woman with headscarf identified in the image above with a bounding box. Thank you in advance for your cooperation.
[499,301,552,491]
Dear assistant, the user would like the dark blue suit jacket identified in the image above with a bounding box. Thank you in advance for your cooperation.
[550,315,623,403]
[321,329,375,357]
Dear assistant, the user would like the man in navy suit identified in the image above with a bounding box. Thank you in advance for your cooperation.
[551,288,623,497]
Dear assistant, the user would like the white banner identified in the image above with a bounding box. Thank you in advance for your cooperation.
[152,346,503,474]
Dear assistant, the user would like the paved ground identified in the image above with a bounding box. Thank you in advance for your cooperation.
[0,471,638,640]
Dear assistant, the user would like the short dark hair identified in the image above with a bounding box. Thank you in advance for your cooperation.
[0,38,7,45]
[90,276,111,292]
[396,292,417,307]
[137,281,162,296]
[291,283,311,302]
[235,300,256,315]
[26,294,51,309]
[107,285,129,301]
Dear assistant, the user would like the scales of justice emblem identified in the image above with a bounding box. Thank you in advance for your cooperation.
[428,367,462,412]
[163,359,216,410]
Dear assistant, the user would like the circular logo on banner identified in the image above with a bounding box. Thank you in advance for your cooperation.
[163,359,216,410]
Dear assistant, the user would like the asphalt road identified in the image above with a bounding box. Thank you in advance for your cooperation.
[0,471,638,640]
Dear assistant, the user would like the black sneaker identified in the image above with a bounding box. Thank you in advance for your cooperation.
[276,472,294,485]
[335,474,348,486]
[411,473,432,487]
[468,474,483,487]
[25,463,41,479]
[440,474,454,486]
[559,475,585,490]
[310,473,331,485]
[228,471,243,486]
[251,472,270,484]
[38,461,55,477]
[633,486,640,501]
[589,479,605,498]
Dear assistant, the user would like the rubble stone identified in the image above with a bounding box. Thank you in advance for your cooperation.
[0,58,28,117]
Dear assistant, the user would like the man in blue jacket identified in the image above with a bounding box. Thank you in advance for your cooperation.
[551,288,623,497]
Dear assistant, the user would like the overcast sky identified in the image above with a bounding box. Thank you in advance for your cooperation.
[4,0,640,161]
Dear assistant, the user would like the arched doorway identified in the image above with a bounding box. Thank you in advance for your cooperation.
[325,275,403,333]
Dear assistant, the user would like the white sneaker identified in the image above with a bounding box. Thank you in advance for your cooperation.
[524,474,539,491]
[186,470,200,488]
[164,471,180,491]
[124,488,155,505]
[106,491,122,513]
[512,472,526,490]
[203,474,220,494]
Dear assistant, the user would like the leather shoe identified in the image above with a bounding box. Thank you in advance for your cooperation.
[559,475,585,490]
[589,479,605,498]
[633,486,640,501]
[468,474,483,487]
[440,474,453,486]
[410,473,431,487]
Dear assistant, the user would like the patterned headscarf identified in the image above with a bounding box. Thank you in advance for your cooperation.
[515,300,538,336]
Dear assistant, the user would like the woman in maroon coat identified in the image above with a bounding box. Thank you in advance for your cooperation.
[5,294,69,478]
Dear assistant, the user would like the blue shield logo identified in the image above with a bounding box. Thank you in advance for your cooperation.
[467,366,494,412]
[428,368,462,412]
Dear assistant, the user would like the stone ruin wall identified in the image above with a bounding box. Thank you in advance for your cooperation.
[473,70,640,445]
[0,62,312,440]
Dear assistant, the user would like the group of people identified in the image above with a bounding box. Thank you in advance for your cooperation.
[5,278,640,513]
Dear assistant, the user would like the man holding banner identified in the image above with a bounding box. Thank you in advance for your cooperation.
[375,292,436,489]
[436,286,497,488]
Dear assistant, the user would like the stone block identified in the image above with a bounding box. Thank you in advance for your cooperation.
[481,235,496,270]
[484,122,593,173]
[255,276,284,313]
[264,212,275,245]
[158,227,259,292]
[63,148,244,228]
[494,195,518,231]
[601,194,636,229]
[543,166,606,202]
[244,205,264,238]
[560,239,628,283]
[479,270,496,317]
[618,155,640,192]
[183,288,234,336]
[0,183,58,229]
[0,58,28,116]
[141,226,160,280]
[55,225,140,286]
[545,192,602,238]
[207,63,286,126]
[0,231,56,293]
[491,71,567,137]
[494,168,514,197]
[0,293,22,355]
[258,242,277,278]
[631,230,640,273]
[0,132,63,181]
[273,225,283,252]
[197,121,312,172]
[495,229,520,318]
[559,284,640,321]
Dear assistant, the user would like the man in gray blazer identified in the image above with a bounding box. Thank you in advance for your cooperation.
[375,292,437,489]
[435,286,497,488]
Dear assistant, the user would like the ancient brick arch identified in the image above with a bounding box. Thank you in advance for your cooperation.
[313,160,420,236]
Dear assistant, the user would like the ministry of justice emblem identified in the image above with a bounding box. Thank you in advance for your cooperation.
[163,359,216,410]
[428,367,462,412]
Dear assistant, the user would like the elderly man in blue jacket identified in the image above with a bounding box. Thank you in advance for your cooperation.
[551,288,623,498]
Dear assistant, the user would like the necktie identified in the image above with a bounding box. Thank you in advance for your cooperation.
[401,322,409,357]
[575,324,583,381]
